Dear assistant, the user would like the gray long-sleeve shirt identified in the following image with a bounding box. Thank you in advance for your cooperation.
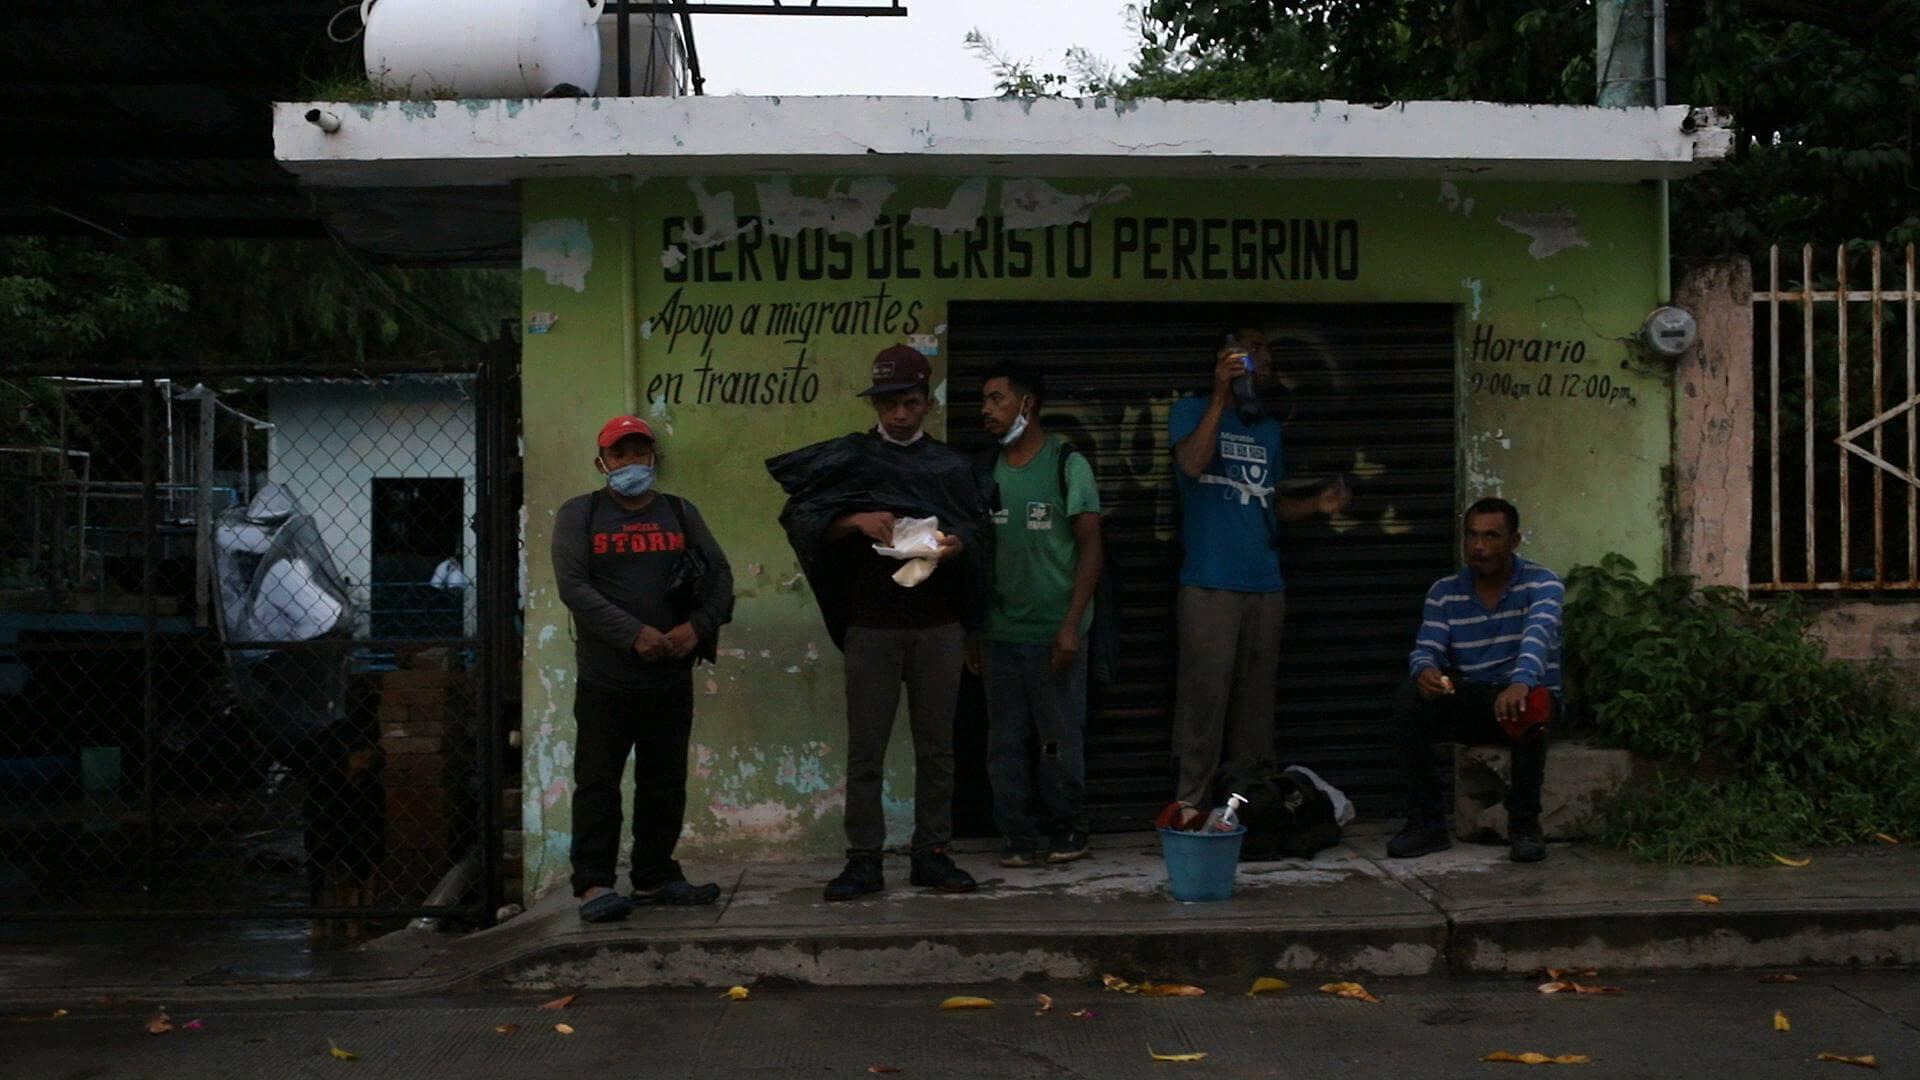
[551,490,734,690]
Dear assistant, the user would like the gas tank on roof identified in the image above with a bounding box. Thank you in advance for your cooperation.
[361,0,603,100]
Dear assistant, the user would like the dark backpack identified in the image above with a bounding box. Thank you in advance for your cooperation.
[1213,767,1342,861]
[976,437,1122,685]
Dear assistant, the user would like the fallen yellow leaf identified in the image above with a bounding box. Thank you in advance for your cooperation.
[1482,1051,1592,1065]
[939,996,995,1010]
[1069,1009,1097,1019]
[1816,1053,1880,1069]
[1539,981,1622,996]
[493,1023,520,1034]
[1695,894,1721,905]
[1139,983,1205,997]
[1318,981,1382,1004]
[1776,1011,1792,1032]
[1034,994,1053,1015]
[553,1023,575,1035]
[1147,1045,1208,1062]
[1248,977,1290,996]
[1874,833,1899,845]
[50,1009,67,1019]
[145,1012,173,1036]
[538,993,577,1010]
[721,986,750,1001]
[327,1042,357,1061]
[1771,853,1813,868]
[1759,974,1803,984]
[1101,973,1134,992]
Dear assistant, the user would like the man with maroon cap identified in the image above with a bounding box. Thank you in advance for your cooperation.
[551,415,734,922]
[766,344,990,900]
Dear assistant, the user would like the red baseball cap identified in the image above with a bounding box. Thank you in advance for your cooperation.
[597,415,655,449]
[858,344,932,397]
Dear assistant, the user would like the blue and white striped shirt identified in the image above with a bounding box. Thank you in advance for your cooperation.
[1408,557,1564,693]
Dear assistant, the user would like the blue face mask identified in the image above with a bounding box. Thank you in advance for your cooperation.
[606,463,655,498]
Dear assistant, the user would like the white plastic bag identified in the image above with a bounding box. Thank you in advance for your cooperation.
[873,515,942,588]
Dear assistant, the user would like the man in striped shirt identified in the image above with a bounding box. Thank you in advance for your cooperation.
[1387,497,1562,864]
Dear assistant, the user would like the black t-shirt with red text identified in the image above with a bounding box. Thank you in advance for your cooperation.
[552,491,710,690]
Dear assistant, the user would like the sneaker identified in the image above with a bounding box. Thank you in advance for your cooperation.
[632,880,721,906]
[1386,815,1453,859]
[1509,816,1548,863]
[823,855,885,902]
[1046,832,1090,864]
[578,890,633,923]
[908,847,978,893]
[999,843,1039,868]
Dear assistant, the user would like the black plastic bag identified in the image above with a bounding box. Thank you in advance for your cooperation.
[767,431,991,651]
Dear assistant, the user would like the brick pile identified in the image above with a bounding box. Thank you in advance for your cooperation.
[378,648,474,903]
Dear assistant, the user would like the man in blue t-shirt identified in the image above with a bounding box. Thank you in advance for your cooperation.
[1167,327,1350,826]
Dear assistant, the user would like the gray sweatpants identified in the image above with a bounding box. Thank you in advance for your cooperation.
[1173,586,1286,808]
[841,623,964,854]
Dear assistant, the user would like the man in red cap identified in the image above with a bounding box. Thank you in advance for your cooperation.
[766,344,990,900]
[550,415,735,921]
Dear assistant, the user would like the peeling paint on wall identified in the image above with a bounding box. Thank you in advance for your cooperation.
[907,177,990,234]
[756,176,898,237]
[1437,180,1475,216]
[524,218,594,292]
[999,178,1131,229]
[1459,278,1485,321]
[1496,209,1590,260]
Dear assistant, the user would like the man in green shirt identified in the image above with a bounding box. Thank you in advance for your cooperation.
[970,361,1105,866]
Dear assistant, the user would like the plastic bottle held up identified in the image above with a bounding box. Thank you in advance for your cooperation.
[1203,793,1249,832]
[1224,334,1262,421]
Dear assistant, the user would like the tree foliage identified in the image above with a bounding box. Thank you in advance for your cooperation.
[1,236,517,371]
[1095,1,1920,262]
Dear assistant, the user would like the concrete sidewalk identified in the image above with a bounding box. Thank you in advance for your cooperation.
[7,827,1912,1002]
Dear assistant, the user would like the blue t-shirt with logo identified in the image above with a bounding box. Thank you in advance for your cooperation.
[1168,395,1285,593]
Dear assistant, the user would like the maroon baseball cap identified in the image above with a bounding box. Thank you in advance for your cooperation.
[857,344,932,397]
[596,415,655,449]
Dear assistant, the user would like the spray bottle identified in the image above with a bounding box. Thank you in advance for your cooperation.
[1203,793,1248,833]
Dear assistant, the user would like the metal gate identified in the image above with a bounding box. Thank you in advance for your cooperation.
[1753,243,1920,590]
[0,360,517,926]
[948,302,1456,826]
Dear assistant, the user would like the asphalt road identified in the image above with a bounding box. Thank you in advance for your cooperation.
[3,971,1915,1079]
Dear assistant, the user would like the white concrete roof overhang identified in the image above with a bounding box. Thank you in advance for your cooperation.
[275,95,1732,188]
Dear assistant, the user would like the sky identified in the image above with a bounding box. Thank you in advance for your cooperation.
[687,1,1142,97]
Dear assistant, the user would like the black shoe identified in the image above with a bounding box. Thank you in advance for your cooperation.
[1386,816,1453,859]
[909,847,978,893]
[999,842,1039,868]
[823,855,885,902]
[1509,817,1548,863]
[1047,831,1090,864]
[632,880,721,906]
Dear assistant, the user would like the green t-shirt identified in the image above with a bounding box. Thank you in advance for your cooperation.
[986,436,1102,644]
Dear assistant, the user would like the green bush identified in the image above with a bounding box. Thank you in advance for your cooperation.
[1564,554,1920,864]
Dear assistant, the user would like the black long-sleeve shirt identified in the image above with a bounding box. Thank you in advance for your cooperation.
[551,490,734,690]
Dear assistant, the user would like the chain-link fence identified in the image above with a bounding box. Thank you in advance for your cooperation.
[0,365,515,936]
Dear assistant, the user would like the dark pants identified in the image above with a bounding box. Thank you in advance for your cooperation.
[1173,586,1286,807]
[842,623,964,856]
[1394,677,1548,822]
[569,678,695,897]
[984,640,1090,848]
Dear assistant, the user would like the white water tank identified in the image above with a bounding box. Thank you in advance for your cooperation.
[362,0,604,99]
[593,10,685,97]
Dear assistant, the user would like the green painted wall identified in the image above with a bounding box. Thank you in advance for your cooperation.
[519,174,1666,898]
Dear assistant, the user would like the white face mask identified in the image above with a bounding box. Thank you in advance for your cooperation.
[876,424,924,447]
[997,400,1032,446]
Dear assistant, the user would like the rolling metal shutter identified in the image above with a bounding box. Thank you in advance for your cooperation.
[947,301,1456,830]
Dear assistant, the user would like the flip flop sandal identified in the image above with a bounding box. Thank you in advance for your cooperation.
[578,891,634,923]
[632,880,721,906]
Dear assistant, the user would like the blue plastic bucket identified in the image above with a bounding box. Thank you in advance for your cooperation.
[1158,826,1245,902]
